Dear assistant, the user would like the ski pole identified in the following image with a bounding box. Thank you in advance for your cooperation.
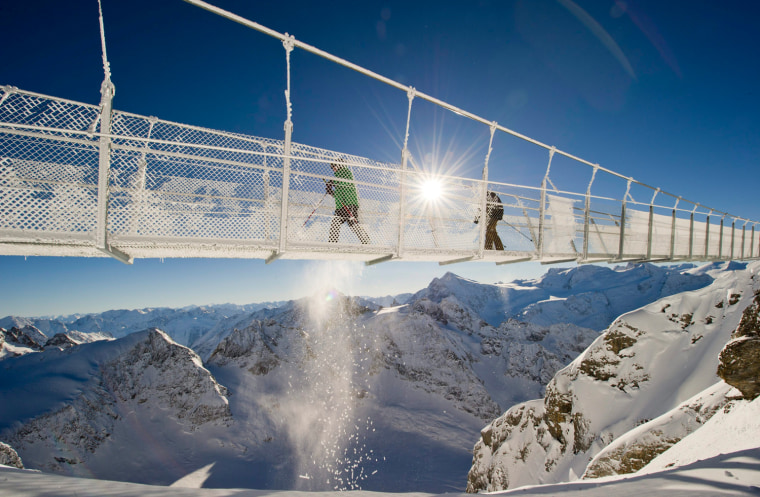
[303,191,328,227]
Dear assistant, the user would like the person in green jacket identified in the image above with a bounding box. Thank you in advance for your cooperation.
[326,159,370,244]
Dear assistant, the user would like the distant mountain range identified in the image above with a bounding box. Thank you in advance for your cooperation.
[2,262,751,493]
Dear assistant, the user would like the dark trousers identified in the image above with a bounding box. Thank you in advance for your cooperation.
[329,205,370,244]
[485,217,503,250]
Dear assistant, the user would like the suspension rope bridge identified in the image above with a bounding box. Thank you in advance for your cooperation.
[0,1,758,267]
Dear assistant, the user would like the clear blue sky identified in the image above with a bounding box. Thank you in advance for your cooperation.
[1,0,759,317]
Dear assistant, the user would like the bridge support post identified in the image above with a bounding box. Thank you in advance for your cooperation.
[688,209,695,260]
[478,123,496,258]
[397,149,409,258]
[582,165,598,261]
[669,198,680,260]
[718,216,725,259]
[537,147,555,259]
[646,188,660,260]
[273,34,296,262]
[705,212,711,260]
[741,223,746,259]
[94,82,131,264]
[617,179,632,261]
[276,120,293,259]
[397,88,416,258]
[92,1,131,265]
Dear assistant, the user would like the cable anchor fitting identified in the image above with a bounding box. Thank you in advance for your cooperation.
[282,33,295,53]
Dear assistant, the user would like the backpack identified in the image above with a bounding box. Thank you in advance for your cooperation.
[489,192,504,221]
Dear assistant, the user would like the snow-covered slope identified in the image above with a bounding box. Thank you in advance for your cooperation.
[1,430,758,497]
[466,261,759,493]
[0,263,731,493]
[414,263,711,329]
[0,329,230,482]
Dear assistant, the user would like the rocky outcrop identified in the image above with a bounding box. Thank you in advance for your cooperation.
[718,291,760,400]
[3,328,231,473]
[466,263,759,493]
[208,321,283,375]
[2,325,46,350]
[102,329,231,427]
[582,382,734,479]
[44,333,79,350]
[0,441,23,469]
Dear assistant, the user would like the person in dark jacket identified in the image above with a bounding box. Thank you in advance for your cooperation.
[475,190,504,250]
[326,159,370,244]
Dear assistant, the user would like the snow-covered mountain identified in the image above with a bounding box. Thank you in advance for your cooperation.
[0,325,112,359]
[0,328,230,483]
[414,262,712,329]
[0,263,711,359]
[0,301,286,350]
[0,262,730,493]
[466,261,759,493]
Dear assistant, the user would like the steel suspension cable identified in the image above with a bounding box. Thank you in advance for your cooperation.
[182,0,752,226]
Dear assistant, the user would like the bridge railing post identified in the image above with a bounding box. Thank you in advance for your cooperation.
[93,0,130,264]
[705,211,712,260]
[262,143,271,241]
[669,197,680,260]
[617,179,632,261]
[537,147,555,260]
[582,165,599,261]
[477,122,496,258]
[271,34,296,263]
[396,88,416,258]
[646,188,660,260]
[96,79,114,254]
[93,90,130,263]
[688,207,696,260]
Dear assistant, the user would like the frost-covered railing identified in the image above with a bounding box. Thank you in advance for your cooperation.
[1,0,759,265]
[0,86,758,266]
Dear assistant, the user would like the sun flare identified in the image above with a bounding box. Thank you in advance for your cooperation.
[420,178,444,202]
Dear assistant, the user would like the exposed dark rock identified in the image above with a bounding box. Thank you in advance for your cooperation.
[0,441,23,468]
[44,333,78,350]
[718,292,760,400]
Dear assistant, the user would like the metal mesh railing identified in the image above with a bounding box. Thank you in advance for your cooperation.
[0,88,100,246]
[1,85,758,264]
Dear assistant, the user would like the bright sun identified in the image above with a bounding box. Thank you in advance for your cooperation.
[420,178,443,202]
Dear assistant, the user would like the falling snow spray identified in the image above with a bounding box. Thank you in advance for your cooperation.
[281,261,380,490]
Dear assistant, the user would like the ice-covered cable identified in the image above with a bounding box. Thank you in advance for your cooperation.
[97,0,112,85]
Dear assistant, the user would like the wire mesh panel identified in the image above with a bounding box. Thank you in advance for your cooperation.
[583,197,624,259]
[542,194,580,258]
[718,222,735,259]
[645,209,675,259]
[0,89,100,245]
[737,226,756,259]
[107,111,283,253]
[400,173,481,256]
[689,217,708,258]
[284,145,400,254]
[619,208,650,259]
[705,220,721,259]
[487,184,540,254]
